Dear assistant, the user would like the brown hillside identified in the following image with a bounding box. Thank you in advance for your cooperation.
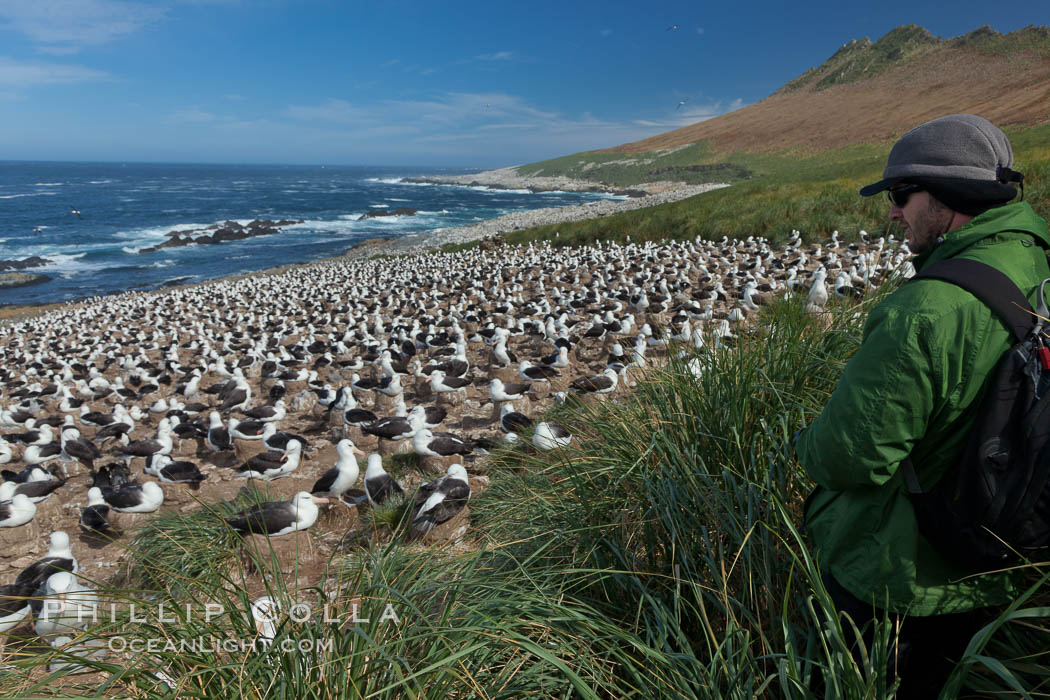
[609,30,1050,155]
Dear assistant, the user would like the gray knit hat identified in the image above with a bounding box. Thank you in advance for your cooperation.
[860,114,1017,198]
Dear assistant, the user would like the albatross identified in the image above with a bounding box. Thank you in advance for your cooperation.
[0,478,65,504]
[310,439,364,503]
[0,583,32,635]
[233,439,303,480]
[364,453,403,507]
[225,491,328,537]
[79,487,112,535]
[569,368,618,395]
[409,463,471,537]
[102,480,165,513]
[15,531,77,592]
[145,454,207,484]
[0,494,36,527]
[532,421,572,451]
[499,402,533,434]
[412,428,473,458]
[206,411,233,452]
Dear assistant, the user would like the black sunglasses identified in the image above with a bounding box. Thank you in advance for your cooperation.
[887,183,923,208]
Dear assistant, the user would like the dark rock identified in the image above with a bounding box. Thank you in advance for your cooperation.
[0,256,52,271]
[137,219,303,253]
[358,208,418,220]
[210,227,253,243]
[159,277,193,288]
[0,272,51,289]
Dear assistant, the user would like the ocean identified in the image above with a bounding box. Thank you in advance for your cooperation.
[0,162,618,306]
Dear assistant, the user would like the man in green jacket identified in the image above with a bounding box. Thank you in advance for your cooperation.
[795,114,1049,697]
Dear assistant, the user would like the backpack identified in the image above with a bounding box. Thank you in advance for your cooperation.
[901,257,1050,571]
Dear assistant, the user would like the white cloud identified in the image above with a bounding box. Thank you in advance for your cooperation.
[284,92,745,147]
[0,0,165,52]
[205,92,749,165]
[474,51,514,61]
[285,99,371,125]
[0,56,112,85]
[168,107,218,124]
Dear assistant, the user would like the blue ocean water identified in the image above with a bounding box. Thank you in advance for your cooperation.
[0,162,618,305]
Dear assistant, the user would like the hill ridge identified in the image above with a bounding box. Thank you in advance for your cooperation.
[606,23,1050,156]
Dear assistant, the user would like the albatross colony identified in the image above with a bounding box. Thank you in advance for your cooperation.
[0,230,907,586]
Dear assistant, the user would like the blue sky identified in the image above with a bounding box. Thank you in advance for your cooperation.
[0,1,1046,168]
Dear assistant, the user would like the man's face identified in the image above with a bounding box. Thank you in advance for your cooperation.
[889,189,953,256]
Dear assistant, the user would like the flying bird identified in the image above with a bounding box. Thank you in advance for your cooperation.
[677,99,689,110]
[666,24,679,31]
[70,207,82,220]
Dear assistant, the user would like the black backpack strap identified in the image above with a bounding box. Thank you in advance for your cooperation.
[912,258,1037,342]
[903,258,1043,495]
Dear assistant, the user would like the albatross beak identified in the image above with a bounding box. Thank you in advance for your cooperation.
[312,496,329,505]
[352,447,366,457]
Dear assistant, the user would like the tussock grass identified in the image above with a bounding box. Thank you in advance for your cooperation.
[120,484,275,594]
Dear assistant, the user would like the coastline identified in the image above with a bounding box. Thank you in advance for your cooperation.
[0,171,728,323]
[401,165,696,196]
[344,169,727,258]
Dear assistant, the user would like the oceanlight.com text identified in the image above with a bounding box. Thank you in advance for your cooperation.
[107,637,335,654]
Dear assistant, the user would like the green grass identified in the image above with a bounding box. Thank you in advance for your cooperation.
[515,142,756,187]
[441,124,1049,253]
[119,483,276,595]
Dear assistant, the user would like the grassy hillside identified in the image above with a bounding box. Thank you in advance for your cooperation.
[444,125,1050,254]
[517,143,756,187]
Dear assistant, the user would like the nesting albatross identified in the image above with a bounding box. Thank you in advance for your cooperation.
[226,491,328,537]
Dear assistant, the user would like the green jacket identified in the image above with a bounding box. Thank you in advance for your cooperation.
[796,201,1050,616]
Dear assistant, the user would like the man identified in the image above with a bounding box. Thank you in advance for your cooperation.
[795,114,1049,696]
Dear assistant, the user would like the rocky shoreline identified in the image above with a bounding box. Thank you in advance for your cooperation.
[347,177,728,258]
[402,165,694,196]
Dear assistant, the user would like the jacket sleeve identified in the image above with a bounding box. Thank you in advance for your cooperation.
[796,301,940,491]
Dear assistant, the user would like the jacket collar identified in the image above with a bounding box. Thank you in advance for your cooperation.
[913,201,1050,271]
